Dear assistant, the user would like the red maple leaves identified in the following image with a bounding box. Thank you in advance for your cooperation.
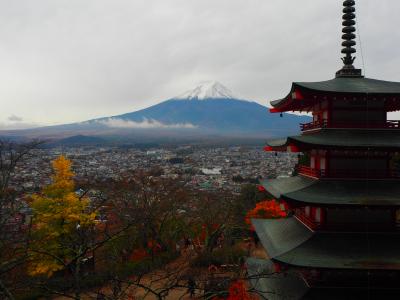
[213,280,257,300]
[245,200,286,226]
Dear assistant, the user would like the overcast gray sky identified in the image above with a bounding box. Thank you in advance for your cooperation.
[1,0,399,129]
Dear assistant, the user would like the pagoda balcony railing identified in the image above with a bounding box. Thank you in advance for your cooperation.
[297,165,400,179]
[300,119,328,131]
[300,119,400,131]
[294,210,398,232]
[294,210,321,230]
[297,165,325,178]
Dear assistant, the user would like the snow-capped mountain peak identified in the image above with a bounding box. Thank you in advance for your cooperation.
[175,81,237,100]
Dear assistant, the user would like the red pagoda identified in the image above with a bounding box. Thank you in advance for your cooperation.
[248,1,400,299]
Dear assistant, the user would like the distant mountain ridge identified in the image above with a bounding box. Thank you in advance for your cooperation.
[45,135,107,147]
[0,82,311,144]
[94,98,309,135]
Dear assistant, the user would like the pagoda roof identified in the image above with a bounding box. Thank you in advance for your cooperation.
[266,129,400,150]
[270,77,400,112]
[298,77,400,95]
[252,217,400,270]
[261,176,400,206]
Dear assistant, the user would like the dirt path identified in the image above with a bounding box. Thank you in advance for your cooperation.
[52,244,260,300]
[52,250,202,300]
[125,250,199,299]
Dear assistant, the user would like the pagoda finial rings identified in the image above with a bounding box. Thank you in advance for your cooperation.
[343,13,356,20]
[342,27,356,33]
[342,40,356,47]
[342,48,356,54]
[343,7,355,13]
[343,0,355,6]
[342,33,356,40]
[343,20,356,26]
[338,0,359,74]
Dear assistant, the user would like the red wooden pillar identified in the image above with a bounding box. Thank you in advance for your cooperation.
[327,98,332,127]
[326,150,331,178]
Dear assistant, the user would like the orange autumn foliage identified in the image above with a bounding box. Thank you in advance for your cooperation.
[213,280,257,300]
[227,281,257,300]
[245,200,286,226]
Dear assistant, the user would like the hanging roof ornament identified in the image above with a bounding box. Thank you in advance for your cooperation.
[336,0,363,78]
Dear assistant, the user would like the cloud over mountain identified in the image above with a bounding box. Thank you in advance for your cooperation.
[96,118,197,129]
[8,115,23,122]
[0,115,41,130]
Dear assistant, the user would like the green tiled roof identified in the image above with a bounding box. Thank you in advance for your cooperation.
[271,77,400,108]
[266,129,400,149]
[261,176,400,206]
[252,217,400,270]
[252,217,313,258]
[295,77,400,94]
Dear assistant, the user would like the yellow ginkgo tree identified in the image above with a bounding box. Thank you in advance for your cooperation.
[29,155,96,278]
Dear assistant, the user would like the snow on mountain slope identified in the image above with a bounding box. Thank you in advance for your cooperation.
[175,81,238,100]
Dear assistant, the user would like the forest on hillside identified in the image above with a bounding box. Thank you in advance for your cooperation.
[0,140,285,300]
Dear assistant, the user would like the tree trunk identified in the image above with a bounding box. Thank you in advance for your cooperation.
[73,259,81,300]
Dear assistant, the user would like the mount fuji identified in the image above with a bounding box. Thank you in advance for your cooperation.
[1,81,311,144]
[175,81,237,100]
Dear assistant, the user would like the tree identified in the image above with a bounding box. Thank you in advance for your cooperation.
[234,184,267,219]
[245,200,286,226]
[231,280,257,300]
[29,155,97,298]
[83,172,192,299]
[11,155,279,299]
[102,172,189,260]
[0,139,41,300]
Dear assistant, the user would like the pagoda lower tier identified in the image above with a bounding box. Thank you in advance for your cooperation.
[249,217,400,299]
[261,176,400,206]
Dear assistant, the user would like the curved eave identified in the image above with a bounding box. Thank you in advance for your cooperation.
[265,138,292,151]
[261,176,400,206]
[269,86,307,113]
[270,98,287,108]
[252,217,313,258]
[252,217,400,270]
[266,129,400,150]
